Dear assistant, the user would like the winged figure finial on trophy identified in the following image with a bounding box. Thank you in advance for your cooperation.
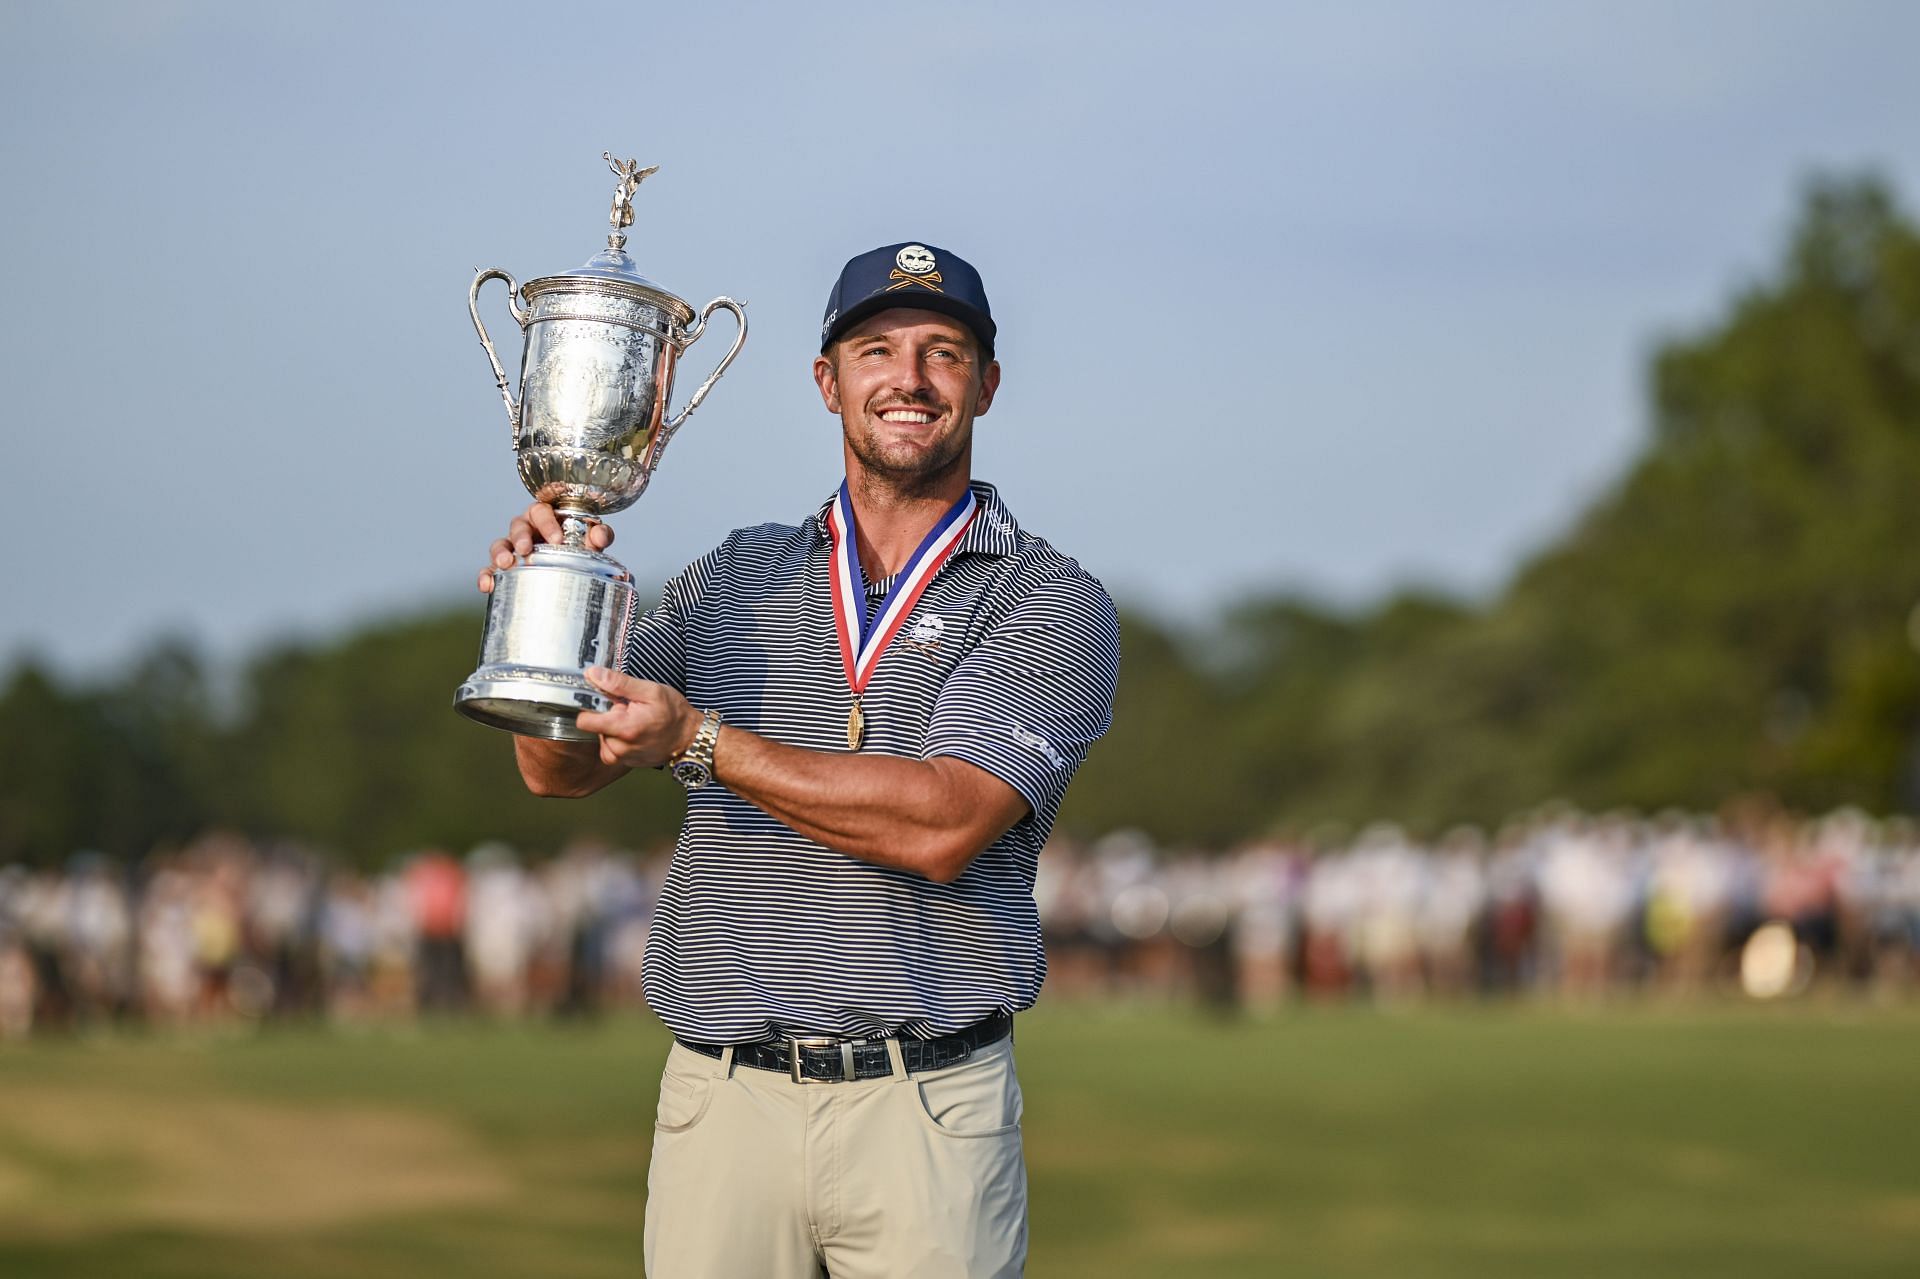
[603,152,660,236]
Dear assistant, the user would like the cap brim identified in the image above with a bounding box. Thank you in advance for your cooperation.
[822,293,996,358]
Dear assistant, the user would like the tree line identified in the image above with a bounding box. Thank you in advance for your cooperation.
[5,177,1918,867]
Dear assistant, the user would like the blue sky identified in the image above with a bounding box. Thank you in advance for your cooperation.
[6,1,1919,675]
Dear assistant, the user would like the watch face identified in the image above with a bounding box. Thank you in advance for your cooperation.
[670,759,711,789]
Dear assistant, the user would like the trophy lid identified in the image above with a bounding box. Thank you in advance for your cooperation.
[520,153,694,322]
[562,242,675,292]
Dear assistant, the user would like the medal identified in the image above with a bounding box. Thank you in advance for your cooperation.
[825,482,977,751]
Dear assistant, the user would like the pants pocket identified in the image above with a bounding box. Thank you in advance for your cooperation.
[909,1041,1023,1139]
[654,1046,717,1133]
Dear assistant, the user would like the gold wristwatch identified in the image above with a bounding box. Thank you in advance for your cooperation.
[668,707,723,790]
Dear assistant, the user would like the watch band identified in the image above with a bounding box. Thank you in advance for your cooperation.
[669,707,723,790]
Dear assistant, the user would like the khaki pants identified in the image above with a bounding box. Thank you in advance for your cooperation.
[645,1034,1027,1277]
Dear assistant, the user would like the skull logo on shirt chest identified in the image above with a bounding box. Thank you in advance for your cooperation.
[903,613,947,658]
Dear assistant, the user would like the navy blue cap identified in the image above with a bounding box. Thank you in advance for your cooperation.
[820,242,996,359]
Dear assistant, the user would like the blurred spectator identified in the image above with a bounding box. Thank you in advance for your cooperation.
[465,843,538,1017]
[320,870,377,1020]
[406,851,468,1014]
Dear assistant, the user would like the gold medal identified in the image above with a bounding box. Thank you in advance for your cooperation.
[847,697,865,751]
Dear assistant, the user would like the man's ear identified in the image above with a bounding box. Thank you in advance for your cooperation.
[812,352,841,414]
[974,359,1001,417]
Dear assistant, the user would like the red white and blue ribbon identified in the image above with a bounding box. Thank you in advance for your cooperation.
[825,481,977,749]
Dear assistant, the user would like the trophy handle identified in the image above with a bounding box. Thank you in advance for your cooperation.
[662,296,748,436]
[469,268,528,438]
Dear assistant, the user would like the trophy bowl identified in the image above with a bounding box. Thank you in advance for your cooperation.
[454,155,746,740]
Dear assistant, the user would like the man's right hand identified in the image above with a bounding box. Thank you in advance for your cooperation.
[477,502,616,593]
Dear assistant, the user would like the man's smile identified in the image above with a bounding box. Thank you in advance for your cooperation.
[875,406,943,425]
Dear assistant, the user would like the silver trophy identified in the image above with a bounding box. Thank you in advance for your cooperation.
[455,154,747,739]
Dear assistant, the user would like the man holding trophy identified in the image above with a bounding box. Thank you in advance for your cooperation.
[470,161,1119,1277]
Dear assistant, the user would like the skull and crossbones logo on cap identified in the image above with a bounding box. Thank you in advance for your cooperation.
[886,244,944,293]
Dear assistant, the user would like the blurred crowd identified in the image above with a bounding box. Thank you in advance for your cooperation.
[0,835,652,1039]
[1043,808,1920,1010]
[2,808,1918,1038]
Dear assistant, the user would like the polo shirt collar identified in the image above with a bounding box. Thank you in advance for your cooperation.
[807,480,1020,560]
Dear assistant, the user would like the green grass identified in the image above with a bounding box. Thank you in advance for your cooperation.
[1,1003,1917,1277]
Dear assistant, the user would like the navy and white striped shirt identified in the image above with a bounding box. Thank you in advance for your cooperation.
[627,480,1120,1042]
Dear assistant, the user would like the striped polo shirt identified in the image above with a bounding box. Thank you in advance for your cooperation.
[626,480,1120,1043]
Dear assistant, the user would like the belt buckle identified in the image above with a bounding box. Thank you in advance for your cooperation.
[785,1035,842,1084]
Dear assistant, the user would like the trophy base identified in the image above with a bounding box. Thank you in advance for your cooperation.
[455,669,610,742]
[453,542,637,742]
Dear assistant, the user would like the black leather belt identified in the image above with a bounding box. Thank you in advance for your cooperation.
[676,1013,1012,1084]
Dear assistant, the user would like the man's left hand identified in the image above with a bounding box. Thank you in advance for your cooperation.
[576,668,703,770]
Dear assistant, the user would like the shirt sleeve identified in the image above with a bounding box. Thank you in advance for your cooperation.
[621,573,687,690]
[622,538,733,692]
[922,569,1121,824]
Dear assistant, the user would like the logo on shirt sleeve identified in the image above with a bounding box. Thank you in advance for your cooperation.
[1010,723,1068,770]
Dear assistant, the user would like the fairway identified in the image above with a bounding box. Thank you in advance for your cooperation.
[0,1004,1916,1277]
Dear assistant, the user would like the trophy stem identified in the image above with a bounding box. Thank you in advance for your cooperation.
[556,509,596,548]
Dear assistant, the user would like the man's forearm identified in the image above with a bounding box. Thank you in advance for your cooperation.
[711,727,1024,883]
[515,735,629,798]
[550,668,1027,878]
